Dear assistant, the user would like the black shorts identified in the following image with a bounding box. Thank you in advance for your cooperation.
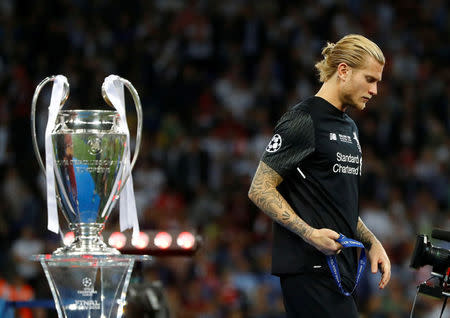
[280,273,359,318]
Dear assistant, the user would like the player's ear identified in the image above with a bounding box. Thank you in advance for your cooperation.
[337,63,350,81]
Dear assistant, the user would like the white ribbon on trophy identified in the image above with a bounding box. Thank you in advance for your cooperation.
[45,75,69,234]
[102,75,140,239]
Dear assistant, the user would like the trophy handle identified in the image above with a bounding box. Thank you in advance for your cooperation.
[31,76,70,174]
[119,78,143,175]
[101,77,143,190]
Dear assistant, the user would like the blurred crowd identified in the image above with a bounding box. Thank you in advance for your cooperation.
[0,0,449,317]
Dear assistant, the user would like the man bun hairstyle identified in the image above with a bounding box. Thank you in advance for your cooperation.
[315,34,385,83]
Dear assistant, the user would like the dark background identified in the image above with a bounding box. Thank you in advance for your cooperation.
[0,0,448,317]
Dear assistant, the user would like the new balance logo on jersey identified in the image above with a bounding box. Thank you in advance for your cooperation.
[330,133,337,141]
[266,134,282,152]
[353,132,362,153]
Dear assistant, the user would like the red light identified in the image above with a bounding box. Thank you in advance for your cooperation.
[108,232,127,249]
[63,231,75,246]
[132,232,149,249]
[177,232,195,249]
[154,232,172,249]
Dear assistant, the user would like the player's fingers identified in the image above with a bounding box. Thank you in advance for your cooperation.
[329,240,342,255]
[323,241,341,255]
[335,242,343,250]
[371,258,379,274]
[379,262,391,288]
[328,230,340,240]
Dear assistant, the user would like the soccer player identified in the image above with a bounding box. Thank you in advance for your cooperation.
[248,34,391,317]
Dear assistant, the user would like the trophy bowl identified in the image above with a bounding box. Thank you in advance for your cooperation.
[52,110,127,255]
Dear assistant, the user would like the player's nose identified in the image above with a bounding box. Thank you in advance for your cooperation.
[369,83,378,96]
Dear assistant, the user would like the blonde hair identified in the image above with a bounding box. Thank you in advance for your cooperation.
[315,34,385,83]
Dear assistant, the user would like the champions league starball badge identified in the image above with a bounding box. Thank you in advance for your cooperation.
[266,134,282,152]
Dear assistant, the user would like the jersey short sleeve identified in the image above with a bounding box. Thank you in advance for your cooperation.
[261,110,315,177]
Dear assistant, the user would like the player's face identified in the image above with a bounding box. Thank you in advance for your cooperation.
[341,57,384,111]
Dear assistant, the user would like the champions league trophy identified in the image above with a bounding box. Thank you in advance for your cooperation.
[30,75,150,318]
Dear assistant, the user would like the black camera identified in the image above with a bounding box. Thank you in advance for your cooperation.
[410,233,450,274]
[409,229,450,301]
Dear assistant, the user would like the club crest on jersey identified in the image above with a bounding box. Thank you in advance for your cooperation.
[266,134,282,152]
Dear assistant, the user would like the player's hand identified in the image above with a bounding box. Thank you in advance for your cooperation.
[367,241,391,289]
[306,228,343,255]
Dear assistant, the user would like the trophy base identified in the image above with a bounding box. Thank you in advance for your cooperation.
[53,244,121,256]
[32,254,151,318]
[55,223,120,256]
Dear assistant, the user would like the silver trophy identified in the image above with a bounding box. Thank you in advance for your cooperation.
[31,75,150,318]
[31,75,142,255]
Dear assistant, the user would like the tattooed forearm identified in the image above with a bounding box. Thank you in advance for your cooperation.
[248,162,283,212]
[356,217,378,250]
[282,209,314,239]
[249,161,314,241]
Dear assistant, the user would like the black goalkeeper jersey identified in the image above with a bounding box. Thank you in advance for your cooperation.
[261,96,362,288]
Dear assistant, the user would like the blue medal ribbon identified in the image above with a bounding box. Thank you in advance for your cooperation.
[326,233,366,296]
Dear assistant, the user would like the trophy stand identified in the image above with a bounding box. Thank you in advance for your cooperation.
[33,254,151,318]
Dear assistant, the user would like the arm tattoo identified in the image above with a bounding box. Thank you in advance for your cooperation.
[356,217,377,250]
[249,161,314,241]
